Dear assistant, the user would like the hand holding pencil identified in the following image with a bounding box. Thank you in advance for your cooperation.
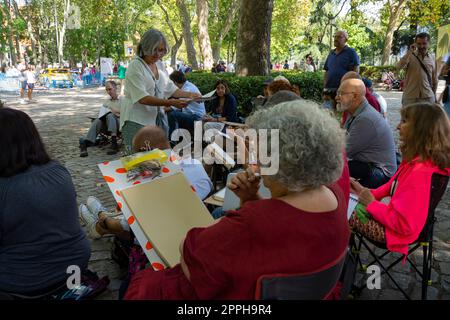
[228,166,261,204]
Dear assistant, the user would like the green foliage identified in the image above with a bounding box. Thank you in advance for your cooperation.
[408,0,450,27]
[359,65,405,81]
[186,71,324,116]
[271,0,312,61]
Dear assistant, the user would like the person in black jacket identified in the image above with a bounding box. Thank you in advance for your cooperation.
[203,79,238,134]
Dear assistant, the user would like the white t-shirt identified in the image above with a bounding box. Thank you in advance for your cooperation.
[179,81,205,117]
[179,157,213,201]
[373,91,388,115]
[98,96,123,118]
[120,58,178,129]
[24,70,36,84]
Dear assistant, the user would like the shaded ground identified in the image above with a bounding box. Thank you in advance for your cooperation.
[1,86,449,300]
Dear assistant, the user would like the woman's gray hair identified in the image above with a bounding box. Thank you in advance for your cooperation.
[138,29,169,58]
[246,100,345,191]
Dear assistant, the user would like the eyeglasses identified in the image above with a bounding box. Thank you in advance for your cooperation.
[336,91,355,97]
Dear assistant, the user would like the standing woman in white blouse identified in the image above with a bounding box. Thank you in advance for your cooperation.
[120,29,200,149]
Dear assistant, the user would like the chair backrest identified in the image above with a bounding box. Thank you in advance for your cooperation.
[256,254,346,300]
[417,173,449,242]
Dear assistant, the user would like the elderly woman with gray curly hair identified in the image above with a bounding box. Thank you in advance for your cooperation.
[120,29,201,148]
[124,100,351,300]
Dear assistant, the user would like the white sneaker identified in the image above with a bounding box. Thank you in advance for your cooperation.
[19,99,26,105]
[79,204,101,239]
[86,196,109,217]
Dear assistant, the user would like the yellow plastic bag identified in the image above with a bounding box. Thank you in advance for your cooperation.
[121,149,168,171]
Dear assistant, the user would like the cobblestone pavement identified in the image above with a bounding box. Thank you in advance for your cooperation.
[1,86,449,300]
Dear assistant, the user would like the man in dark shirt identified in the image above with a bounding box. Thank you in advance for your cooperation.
[323,31,360,92]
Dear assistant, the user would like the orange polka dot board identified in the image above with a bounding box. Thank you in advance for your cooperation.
[97,150,182,269]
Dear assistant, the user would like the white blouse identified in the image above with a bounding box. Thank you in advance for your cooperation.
[120,58,178,129]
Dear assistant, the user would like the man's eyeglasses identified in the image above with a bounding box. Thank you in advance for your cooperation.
[336,91,355,97]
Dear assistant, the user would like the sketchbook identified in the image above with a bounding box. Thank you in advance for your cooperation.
[120,172,214,267]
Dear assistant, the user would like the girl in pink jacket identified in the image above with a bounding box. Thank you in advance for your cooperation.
[350,102,450,256]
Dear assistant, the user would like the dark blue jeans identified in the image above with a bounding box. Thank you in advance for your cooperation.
[211,207,227,219]
[348,160,391,189]
[168,110,202,140]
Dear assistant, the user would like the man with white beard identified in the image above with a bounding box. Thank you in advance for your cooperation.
[336,78,397,189]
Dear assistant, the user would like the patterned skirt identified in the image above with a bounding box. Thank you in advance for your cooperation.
[349,212,386,243]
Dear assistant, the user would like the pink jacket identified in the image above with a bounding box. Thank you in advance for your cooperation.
[367,158,450,257]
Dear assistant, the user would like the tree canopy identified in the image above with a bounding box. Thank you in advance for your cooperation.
[0,0,448,69]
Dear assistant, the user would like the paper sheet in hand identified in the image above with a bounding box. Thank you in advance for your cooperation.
[191,90,217,102]
[348,193,358,220]
[120,172,214,267]
[97,105,110,118]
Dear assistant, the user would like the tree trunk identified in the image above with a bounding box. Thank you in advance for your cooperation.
[8,0,22,62]
[176,0,198,69]
[381,0,407,65]
[6,30,16,66]
[95,27,102,66]
[171,37,183,68]
[37,35,43,65]
[196,0,213,70]
[22,0,38,65]
[7,33,16,65]
[157,0,183,69]
[14,34,22,62]
[236,0,273,76]
[57,0,71,66]
[212,0,239,63]
[2,0,16,65]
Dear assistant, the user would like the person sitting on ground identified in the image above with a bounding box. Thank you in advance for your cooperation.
[166,71,206,138]
[79,125,213,240]
[337,79,397,189]
[203,79,238,133]
[363,77,388,119]
[79,80,122,157]
[0,108,91,296]
[215,61,226,73]
[123,99,350,300]
[267,79,300,97]
[349,102,450,256]
[252,77,273,108]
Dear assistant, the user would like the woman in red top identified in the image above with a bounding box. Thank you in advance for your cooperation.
[125,100,350,300]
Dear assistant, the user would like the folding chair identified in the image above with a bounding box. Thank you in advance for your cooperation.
[255,251,347,300]
[351,173,449,300]
[87,115,122,148]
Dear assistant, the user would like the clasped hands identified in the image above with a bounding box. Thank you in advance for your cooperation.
[228,167,261,204]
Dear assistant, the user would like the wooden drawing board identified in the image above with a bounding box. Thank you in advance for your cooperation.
[120,172,214,267]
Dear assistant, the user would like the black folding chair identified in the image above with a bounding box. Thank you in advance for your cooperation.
[351,173,449,300]
[255,252,347,300]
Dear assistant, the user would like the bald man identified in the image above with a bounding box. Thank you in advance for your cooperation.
[323,31,360,93]
[339,71,382,124]
[336,79,396,188]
